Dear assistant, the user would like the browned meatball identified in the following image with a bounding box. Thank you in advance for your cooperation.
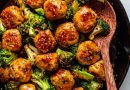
[55,22,79,48]
[51,69,75,90]
[1,6,24,29]
[2,29,22,51]
[35,53,59,71]
[88,60,105,80]
[25,0,44,8]
[0,68,10,82]
[73,6,97,33]
[19,83,36,90]
[44,0,67,21]
[73,87,84,90]
[76,41,101,65]
[10,58,32,82]
[33,29,56,53]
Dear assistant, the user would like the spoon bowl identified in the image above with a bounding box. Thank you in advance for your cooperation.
[89,0,117,90]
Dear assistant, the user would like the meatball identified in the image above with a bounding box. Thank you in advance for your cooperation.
[2,29,22,51]
[34,29,56,53]
[10,58,32,82]
[44,0,67,20]
[73,6,97,33]
[88,60,105,80]
[0,68,10,82]
[51,69,75,90]
[19,84,36,90]
[76,41,101,65]
[35,53,59,71]
[55,22,79,48]
[73,87,84,90]
[1,6,24,29]
[25,0,44,9]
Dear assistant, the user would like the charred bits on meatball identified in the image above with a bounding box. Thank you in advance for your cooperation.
[76,41,101,65]
[2,29,22,51]
[9,58,32,82]
[35,53,59,71]
[1,6,24,29]
[73,6,97,33]
[51,69,75,90]
[55,22,79,48]
[33,29,56,53]
[25,0,44,9]
[44,0,67,21]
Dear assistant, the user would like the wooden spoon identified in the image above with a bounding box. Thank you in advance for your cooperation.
[89,0,117,90]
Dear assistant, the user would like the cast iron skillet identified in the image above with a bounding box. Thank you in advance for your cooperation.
[0,0,130,89]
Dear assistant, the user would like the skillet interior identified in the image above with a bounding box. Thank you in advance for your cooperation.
[0,0,130,89]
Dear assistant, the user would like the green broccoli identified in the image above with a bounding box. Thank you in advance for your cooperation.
[0,18,6,35]
[56,48,74,68]
[16,0,48,37]
[35,8,44,16]
[72,64,94,80]
[66,4,74,20]
[68,34,85,54]
[81,80,103,90]
[77,0,89,5]
[4,81,20,90]
[66,0,79,20]
[0,49,17,67]
[31,68,55,90]
[24,44,38,65]
[89,19,110,40]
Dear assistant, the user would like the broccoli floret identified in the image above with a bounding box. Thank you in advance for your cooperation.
[66,4,74,20]
[0,18,6,35]
[0,49,17,67]
[16,1,47,36]
[72,64,94,80]
[56,48,74,68]
[89,19,110,40]
[4,81,20,90]
[24,44,38,65]
[68,34,85,54]
[35,8,44,16]
[66,0,79,20]
[77,0,89,5]
[81,80,103,90]
[31,68,55,90]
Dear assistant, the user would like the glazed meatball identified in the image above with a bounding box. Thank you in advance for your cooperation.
[35,53,59,71]
[51,69,75,90]
[73,6,97,33]
[10,58,32,82]
[25,0,44,9]
[76,41,101,65]
[55,22,79,48]
[2,29,22,51]
[88,60,105,80]
[0,68,10,82]
[34,29,56,53]
[1,6,24,29]
[44,0,67,21]
[19,84,36,90]
[73,87,84,90]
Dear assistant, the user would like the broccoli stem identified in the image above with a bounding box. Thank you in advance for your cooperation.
[73,69,94,80]
[24,44,37,64]
[0,18,6,35]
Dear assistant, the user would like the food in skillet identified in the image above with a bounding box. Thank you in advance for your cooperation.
[0,0,112,90]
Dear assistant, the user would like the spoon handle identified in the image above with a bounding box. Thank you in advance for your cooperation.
[102,47,117,90]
